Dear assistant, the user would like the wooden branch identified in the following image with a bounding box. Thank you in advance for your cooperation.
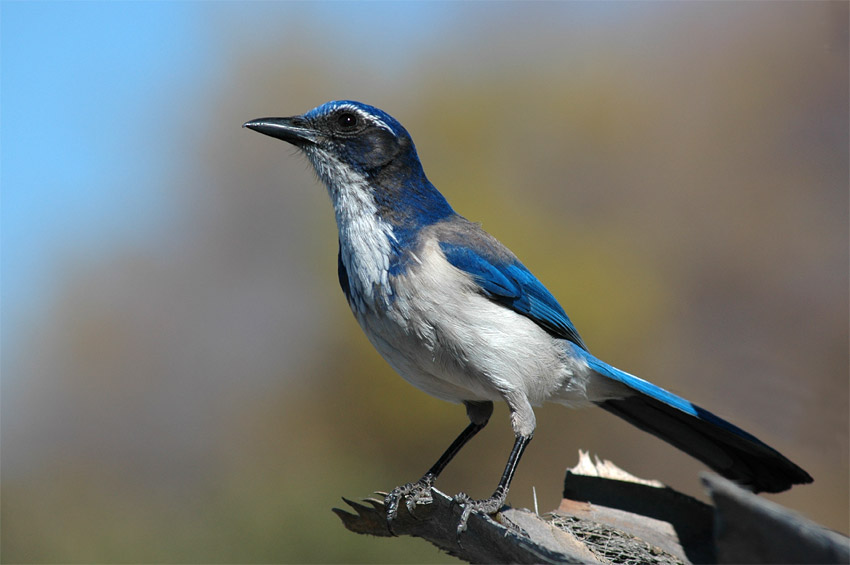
[333,451,849,564]
[333,488,596,564]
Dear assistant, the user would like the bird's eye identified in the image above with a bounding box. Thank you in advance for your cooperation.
[337,112,358,129]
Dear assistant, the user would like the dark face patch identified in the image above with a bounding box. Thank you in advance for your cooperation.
[309,106,404,172]
[341,126,401,171]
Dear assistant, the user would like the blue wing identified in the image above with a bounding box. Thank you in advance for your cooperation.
[439,241,587,350]
[438,231,812,493]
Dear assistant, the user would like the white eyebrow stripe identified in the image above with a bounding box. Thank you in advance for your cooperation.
[336,103,394,134]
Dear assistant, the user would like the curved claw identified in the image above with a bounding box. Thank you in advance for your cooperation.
[384,474,436,525]
[405,487,433,516]
[453,490,507,536]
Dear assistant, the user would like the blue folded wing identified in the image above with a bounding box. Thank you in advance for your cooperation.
[439,242,586,350]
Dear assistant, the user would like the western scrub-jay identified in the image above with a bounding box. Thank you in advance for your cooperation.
[244,100,811,533]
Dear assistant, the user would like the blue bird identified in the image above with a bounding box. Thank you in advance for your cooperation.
[244,100,811,532]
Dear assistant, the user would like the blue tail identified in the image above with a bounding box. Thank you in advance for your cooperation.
[582,352,812,493]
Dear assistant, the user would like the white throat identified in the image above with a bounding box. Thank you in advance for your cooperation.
[306,148,396,313]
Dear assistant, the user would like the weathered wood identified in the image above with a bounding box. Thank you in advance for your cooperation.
[333,488,592,564]
[333,452,848,564]
[333,453,701,563]
[560,452,715,564]
[703,473,850,564]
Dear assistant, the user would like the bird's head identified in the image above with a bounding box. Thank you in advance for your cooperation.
[244,100,453,232]
[244,100,423,187]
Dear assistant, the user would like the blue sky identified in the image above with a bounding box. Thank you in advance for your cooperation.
[2,0,621,364]
[2,2,212,351]
[0,1,457,362]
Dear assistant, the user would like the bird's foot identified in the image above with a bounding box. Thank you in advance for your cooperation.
[453,489,508,536]
[384,473,436,524]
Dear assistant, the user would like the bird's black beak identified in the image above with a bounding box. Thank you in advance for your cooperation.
[242,116,319,146]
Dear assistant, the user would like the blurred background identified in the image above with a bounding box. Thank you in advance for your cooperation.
[2,2,847,562]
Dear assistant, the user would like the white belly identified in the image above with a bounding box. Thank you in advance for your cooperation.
[351,239,592,407]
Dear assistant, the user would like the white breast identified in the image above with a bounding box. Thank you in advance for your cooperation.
[354,236,594,409]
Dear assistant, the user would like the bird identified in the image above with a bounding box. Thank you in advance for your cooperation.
[243,100,812,533]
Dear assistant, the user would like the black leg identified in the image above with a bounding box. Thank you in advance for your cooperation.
[424,400,493,479]
[385,401,493,523]
[454,433,532,534]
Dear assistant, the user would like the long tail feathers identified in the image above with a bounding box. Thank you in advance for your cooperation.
[582,352,812,493]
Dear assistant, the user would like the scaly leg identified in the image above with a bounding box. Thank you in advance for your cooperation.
[454,433,532,535]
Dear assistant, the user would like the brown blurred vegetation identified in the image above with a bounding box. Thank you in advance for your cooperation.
[2,3,847,562]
